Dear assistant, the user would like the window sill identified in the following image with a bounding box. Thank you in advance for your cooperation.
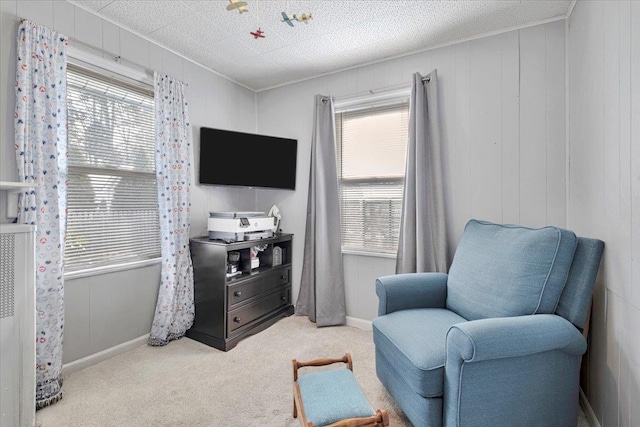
[341,249,397,259]
[65,257,162,280]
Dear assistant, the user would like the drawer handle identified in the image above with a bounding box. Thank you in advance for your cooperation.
[281,274,287,280]
[233,317,241,323]
[281,296,287,301]
[234,291,242,297]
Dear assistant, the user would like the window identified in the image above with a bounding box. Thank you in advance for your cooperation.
[65,64,160,271]
[335,102,409,254]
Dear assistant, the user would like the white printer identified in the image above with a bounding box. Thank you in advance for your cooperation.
[208,212,275,242]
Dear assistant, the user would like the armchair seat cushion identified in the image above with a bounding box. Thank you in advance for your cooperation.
[372,308,466,398]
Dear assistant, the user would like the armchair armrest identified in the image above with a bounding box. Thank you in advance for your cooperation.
[446,314,586,363]
[444,315,587,426]
[375,273,448,316]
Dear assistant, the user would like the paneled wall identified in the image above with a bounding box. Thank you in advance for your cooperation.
[256,21,566,320]
[568,1,640,426]
[0,0,257,363]
[63,264,161,363]
[1,3,635,423]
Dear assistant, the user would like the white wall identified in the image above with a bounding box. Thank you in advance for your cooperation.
[256,20,567,320]
[2,2,635,423]
[0,0,257,363]
[568,1,640,426]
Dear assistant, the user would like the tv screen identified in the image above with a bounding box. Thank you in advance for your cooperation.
[199,127,297,190]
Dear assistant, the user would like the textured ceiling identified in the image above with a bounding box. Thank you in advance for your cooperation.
[70,0,572,91]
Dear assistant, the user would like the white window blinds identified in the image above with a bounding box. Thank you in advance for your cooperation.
[65,64,160,271]
[335,102,409,254]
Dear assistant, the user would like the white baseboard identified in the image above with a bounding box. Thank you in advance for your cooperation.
[346,316,372,331]
[579,388,601,427]
[62,334,149,376]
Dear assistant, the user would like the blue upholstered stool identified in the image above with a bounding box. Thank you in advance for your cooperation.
[292,354,389,427]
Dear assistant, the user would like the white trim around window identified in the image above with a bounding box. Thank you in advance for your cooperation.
[341,248,397,259]
[64,50,161,277]
[68,45,153,87]
[64,257,162,280]
[335,90,410,256]
[333,85,410,113]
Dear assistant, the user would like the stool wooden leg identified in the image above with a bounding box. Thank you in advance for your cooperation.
[293,359,299,419]
[377,409,389,426]
[293,396,297,418]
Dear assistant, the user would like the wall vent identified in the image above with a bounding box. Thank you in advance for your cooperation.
[0,234,15,318]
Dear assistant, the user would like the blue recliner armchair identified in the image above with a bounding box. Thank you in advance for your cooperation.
[373,220,604,427]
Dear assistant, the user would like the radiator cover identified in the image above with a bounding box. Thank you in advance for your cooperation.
[0,224,35,427]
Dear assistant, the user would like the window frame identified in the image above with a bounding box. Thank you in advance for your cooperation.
[334,88,410,258]
[64,51,161,279]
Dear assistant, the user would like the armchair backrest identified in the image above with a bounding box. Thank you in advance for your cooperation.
[446,220,578,321]
[555,237,604,330]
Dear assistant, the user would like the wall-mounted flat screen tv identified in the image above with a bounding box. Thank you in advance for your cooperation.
[199,127,297,190]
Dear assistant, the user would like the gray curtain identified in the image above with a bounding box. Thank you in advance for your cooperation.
[296,95,346,327]
[396,71,449,274]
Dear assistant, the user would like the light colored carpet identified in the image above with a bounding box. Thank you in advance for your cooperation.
[36,315,591,426]
[37,315,406,426]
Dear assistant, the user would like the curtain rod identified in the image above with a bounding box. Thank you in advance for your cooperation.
[19,18,155,78]
[321,75,431,103]
[20,19,189,87]
[69,37,155,77]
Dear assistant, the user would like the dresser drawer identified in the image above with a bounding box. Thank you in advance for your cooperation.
[227,287,291,337]
[227,267,290,307]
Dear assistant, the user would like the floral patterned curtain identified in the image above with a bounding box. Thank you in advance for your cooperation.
[148,73,194,346]
[14,19,68,409]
